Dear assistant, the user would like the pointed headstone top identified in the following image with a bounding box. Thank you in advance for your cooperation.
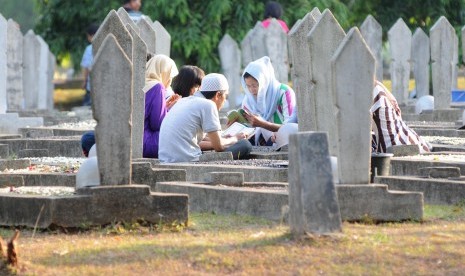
[117,7,139,34]
[92,10,133,59]
[430,16,454,33]
[0,13,6,24]
[137,17,156,55]
[308,9,345,40]
[219,33,237,48]
[412,28,428,42]
[388,18,411,37]
[153,21,171,56]
[289,10,320,38]
[310,7,322,19]
[361,15,381,33]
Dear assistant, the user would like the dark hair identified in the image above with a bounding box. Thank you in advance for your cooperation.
[86,23,100,36]
[81,131,95,157]
[243,72,257,81]
[264,1,283,19]
[123,0,132,4]
[201,90,226,100]
[172,65,205,98]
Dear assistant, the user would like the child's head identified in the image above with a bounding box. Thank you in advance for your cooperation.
[123,0,142,11]
[86,23,99,42]
[171,65,205,98]
[81,131,96,157]
[264,1,283,19]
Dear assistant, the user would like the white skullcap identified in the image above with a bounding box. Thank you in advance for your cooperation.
[200,73,229,92]
[415,95,434,114]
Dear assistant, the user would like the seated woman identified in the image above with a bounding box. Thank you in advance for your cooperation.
[143,54,179,158]
[371,80,431,153]
[171,65,205,98]
[240,56,296,146]
[261,1,289,33]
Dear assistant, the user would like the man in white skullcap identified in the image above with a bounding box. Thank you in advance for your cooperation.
[159,73,252,163]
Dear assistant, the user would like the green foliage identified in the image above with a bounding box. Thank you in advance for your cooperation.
[0,0,38,33]
[34,0,465,73]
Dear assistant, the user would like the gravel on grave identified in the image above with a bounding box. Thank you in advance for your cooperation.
[51,119,96,130]
[3,157,85,174]
[217,184,287,191]
[0,186,75,196]
[407,121,458,127]
[197,159,288,168]
[396,154,465,162]
[422,136,465,146]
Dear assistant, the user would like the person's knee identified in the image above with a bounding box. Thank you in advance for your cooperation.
[235,139,252,159]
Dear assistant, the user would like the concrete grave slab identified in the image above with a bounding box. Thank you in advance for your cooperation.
[18,149,49,158]
[156,182,423,222]
[209,172,244,186]
[418,166,461,178]
[0,159,30,171]
[376,175,465,205]
[198,152,233,162]
[0,175,24,188]
[0,144,8,158]
[0,113,43,134]
[386,145,420,156]
[0,185,188,228]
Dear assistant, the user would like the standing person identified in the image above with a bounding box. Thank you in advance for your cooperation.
[80,23,99,106]
[170,65,205,98]
[122,0,146,23]
[261,1,289,33]
[371,80,431,153]
[159,73,252,163]
[239,56,296,146]
[143,55,179,158]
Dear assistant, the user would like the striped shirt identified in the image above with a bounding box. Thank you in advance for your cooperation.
[371,81,430,153]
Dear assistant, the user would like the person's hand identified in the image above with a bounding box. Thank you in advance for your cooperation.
[235,132,247,140]
[244,113,264,127]
[271,133,277,143]
[166,94,181,110]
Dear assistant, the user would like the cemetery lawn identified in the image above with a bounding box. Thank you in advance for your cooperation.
[3,204,465,275]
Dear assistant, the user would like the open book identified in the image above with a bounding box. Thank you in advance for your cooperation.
[222,122,255,138]
[226,107,251,126]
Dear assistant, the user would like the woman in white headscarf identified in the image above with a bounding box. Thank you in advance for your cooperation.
[143,54,179,158]
[240,56,296,145]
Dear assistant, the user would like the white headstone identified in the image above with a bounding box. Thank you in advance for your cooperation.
[91,34,133,185]
[36,35,50,110]
[250,22,268,61]
[331,27,375,184]
[307,9,346,156]
[360,15,383,81]
[47,51,56,110]
[126,24,147,159]
[288,131,342,235]
[388,18,411,105]
[430,16,457,109]
[266,19,288,83]
[411,28,430,98]
[219,34,242,108]
[6,19,23,111]
[240,29,254,67]
[153,21,171,56]
[137,17,156,55]
[0,14,7,113]
[22,30,40,110]
[462,26,465,64]
[288,9,321,131]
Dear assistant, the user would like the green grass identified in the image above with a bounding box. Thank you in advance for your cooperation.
[1,205,464,275]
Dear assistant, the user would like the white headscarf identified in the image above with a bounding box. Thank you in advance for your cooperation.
[143,54,179,93]
[241,56,282,121]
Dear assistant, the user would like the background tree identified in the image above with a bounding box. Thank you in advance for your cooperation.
[0,0,38,32]
[32,0,465,73]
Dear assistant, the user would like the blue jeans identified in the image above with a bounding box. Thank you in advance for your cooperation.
[225,139,252,160]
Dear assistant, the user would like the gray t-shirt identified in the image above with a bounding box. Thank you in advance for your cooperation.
[159,92,221,162]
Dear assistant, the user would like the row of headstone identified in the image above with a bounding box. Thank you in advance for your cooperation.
[288,8,375,235]
[0,13,56,113]
[116,7,171,57]
[361,15,460,110]
[291,9,375,184]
